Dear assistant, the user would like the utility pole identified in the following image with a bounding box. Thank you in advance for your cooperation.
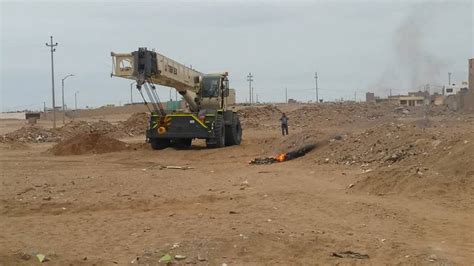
[448,72,452,86]
[74,91,79,110]
[61,74,74,124]
[130,81,136,104]
[354,91,357,102]
[247,72,253,105]
[43,101,46,113]
[256,94,259,104]
[285,87,288,103]
[46,36,58,128]
[252,87,255,104]
[314,72,319,103]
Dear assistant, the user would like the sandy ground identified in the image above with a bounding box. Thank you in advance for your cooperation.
[0,104,473,265]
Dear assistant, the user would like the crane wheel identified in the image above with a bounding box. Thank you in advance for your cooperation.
[206,114,225,148]
[225,114,242,146]
[150,138,170,150]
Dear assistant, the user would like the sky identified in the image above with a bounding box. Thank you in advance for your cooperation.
[1,0,473,111]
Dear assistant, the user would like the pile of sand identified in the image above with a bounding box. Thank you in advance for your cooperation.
[238,105,282,128]
[286,103,392,129]
[308,119,474,198]
[118,112,149,136]
[353,137,474,198]
[314,121,459,166]
[49,132,128,156]
[58,120,122,138]
[0,120,126,144]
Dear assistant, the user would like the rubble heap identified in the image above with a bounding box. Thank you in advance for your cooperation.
[0,126,60,143]
[315,121,455,166]
[118,112,149,136]
[238,105,282,128]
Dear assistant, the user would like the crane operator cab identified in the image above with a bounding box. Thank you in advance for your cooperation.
[199,74,230,111]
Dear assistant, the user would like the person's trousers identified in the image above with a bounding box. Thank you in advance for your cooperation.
[281,124,288,136]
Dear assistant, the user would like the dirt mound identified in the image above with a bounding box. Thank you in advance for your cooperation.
[353,137,474,199]
[49,132,128,156]
[286,103,392,129]
[264,129,325,154]
[58,120,121,138]
[1,120,125,144]
[238,105,282,128]
[314,121,457,166]
[119,112,149,136]
[0,126,60,143]
[311,119,474,198]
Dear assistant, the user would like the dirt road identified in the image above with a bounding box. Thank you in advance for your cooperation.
[0,104,473,265]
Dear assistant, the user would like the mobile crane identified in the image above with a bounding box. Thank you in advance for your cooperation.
[111,48,242,149]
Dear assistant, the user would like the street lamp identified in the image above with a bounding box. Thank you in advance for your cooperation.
[130,81,136,104]
[61,74,74,124]
[74,91,80,110]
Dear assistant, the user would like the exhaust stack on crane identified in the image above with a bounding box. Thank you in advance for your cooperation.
[111,48,242,149]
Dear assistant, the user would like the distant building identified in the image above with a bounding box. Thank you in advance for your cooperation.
[288,98,297,104]
[408,91,430,98]
[366,92,376,103]
[397,96,425,107]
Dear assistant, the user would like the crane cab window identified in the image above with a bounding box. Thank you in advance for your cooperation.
[201,77,220,97]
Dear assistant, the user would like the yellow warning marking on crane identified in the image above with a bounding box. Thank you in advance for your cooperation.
[168,114,208,129]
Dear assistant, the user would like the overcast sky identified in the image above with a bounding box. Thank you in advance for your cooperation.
[1,0,473,111]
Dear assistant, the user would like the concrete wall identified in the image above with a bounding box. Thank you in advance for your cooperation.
[461,90,474,112]
[366,92,375,103]
[0,112,25,120]
[446,90,474,112]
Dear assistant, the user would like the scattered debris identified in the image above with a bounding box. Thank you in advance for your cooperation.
[159,165,194,170]
[240,180,249,186]
[197,254,207,261]
[36,254,49,263]
[331,251,369,259]
[159,254,172,264]
[428,254,438,262]
[174,254,187,260]
[18,252,31,261]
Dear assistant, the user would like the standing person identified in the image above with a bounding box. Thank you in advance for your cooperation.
[280,113,289,136]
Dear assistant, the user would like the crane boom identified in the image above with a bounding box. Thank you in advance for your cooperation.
[111,48,202,111]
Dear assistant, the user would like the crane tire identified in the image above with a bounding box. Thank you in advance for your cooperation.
[206,114,225,148]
